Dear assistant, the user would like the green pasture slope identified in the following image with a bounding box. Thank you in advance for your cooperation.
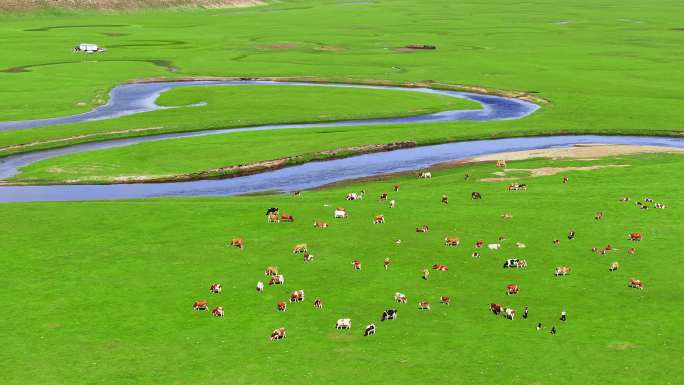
[2,154,683,384]
[1,0,684,182]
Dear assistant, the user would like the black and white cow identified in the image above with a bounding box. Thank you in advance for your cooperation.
[381,309,398,321]
[364,324,376,336]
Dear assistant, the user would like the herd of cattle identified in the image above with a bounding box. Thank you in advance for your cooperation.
[192,164,661,340]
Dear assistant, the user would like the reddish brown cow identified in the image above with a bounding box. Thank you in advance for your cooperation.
[418,301,431,310]
[352,260,362,270]
[506,284,519,295]
[629,278,643,289]
[394,184,400,192]
[441,195,449,204]
[277,301,287,312]
[373,215,385,224]
[440,296,450,305]
[445,237,460,246]
[471,192,482,200]
[229,238,244,249]
[211,306,224,317]
[629,232,642,241]
[416,224,429,233]
[628,247,636,254]
[270,327,286,340]
[475,240,484,248]
[289,290,305,303]
[280,214,294,222]
[490,303,502,315]
[432,264,448,271]
[193,300,208,311]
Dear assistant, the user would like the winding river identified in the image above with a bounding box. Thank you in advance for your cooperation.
[0,81,681,202]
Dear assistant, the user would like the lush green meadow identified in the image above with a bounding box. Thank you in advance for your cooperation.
[2,154,683,384]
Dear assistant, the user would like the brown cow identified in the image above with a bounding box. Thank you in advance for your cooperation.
[373,215,385,224]
[441,195,449,204]
[416,224,429,233]
[289,290,305,303]
[268,213,280,223]
[270,327,286,340]
[313,221,328,228]
[445,237,460,246]
[277,301,287,312]
[496,160,507,168]
[293,244,308,253]
[553,239,561,245]
[629,232,642,241]
[379,192,389,202]
[303,252,314,262]
[471,192,482,199]
[563,176,569,184]
[501,213,513,219]
[555,266,571,276]
[352,260,362,270]
[490,303,502,315]
[229,238,244,249]
[432,264,448,271]
[269,274,284,285]
[265,266,279,276]
[193,300,208,311]
[628,278,643,289]
[418,301,431,310]
[440,296,450,305]
[280,214,294,222]
[384,257,391,270]
[595,211,604,220]
[394,184,400,192]
[609,262,619,271]
[628,247,636,254]
[475,240,484,248]
[313,298,323,309]
[211,306,224,317]
[506,284,519,295]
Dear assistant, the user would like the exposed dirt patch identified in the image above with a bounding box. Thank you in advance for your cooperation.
[0,59,176,73]
[480,177,519,182]
[4,1,263,11]
[608,341,638,350]
[394,44,437,52]
[258,43,299,50]
[504,164,630,177]
[469,144,684,162]
[317,45,349,52]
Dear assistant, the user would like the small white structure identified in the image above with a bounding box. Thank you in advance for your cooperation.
[73,43,106,53]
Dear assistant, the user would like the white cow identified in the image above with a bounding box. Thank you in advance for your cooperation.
[336,318,352,329]
[488,243,501,250]
[389,199,396,209]
[334,209,348,218]
[516,242,526,248]
[394,292,407,303]
[419,172,432,179]
[256,281,264,292]
[504,307,515,320]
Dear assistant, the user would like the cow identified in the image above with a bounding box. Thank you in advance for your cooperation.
[416,224,429,233]
[471,192,482,199]
[563,176,569,184]
[595,211,604,220]
[394,239,402,245]
[418,301,431,310]
[381,309,398,321]
[364,323,376,336]
[464,173,471,181]
[609,262,620,271]
[629,232,642,241]
[303,252,314,262]
[620,197,630,202]
[336,318,352,329]
[389,199,396,209]
[628,278,644,290]
[422,269,430,280]
[256,281,264,292]
[440,296,450,305]
[209,283,222,294]
[346,192,362,201]
[490,303,502,315]
[289,290,305,302]
[506,284,519,295]
[313,221,328,228]
[193,300,208,311]
[655,203,666,209]
[277,301,287,312]
[518,259,528,268]
[432,264,448,271]
[394,184,400,192]
[472,252,480,258]
[503,259,526,268]
[384,258,391,270]
[441,195,449,204]
[373,215,385,224]
[352,260,362,270]
[269,275,284,285]
[445,237,460,246]
[628,247,636,254]
[419,172,432,179]
[496,160,507,168]
[229,238,244,249]
[488,243,501,250]
[555,266,571,276]
[379,192,389,202]
[394,292,407,303]
[334,208,348,218]
[293,191,301,197]
[503,307,515,320]
[265,207,279,216]
[501,213,513,219]
[212,306,224,317]
[270,327,286,340]
[280,214,294,222]
[516,242,526,248]
[265,266,279,276]
[268,213,280,223]
[553,239,561,245]
[293,244,308,253]
[313,298,323,309]
[567,230,576,240]
[644,198,654,203]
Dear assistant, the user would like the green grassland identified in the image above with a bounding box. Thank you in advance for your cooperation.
[1,0,684,183]
[2,153,683,384]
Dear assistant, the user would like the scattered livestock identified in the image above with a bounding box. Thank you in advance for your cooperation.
[313,221,328,228]
[270,327,286,340]
[567,230,576,240]
[432,264,448,271]
[373,214,385,224]
[265,266,279,276]
[346,192,363,201]
[496,160,507,168]
[629,278,644,289]
[303,252,314,262]
[352,260,362,270]
[516,242,526,248]
[418,301,431,310]
[629,232,642,241]
[555,266,572,276]
[193,300,208,311]
[256,281,264,292]
[506,284,519,295]
[563,176,569,183]
[476,240,484,248]
[379,192,389,202]
[277,302,287,312]
[209,283,222,294]
[628,247,636,254]
[384,258,391,270]
[471,252,480,258]
[440,296,450,305]
[394,239,402,245]
[490,303,502,315]
[488,243,501,250]
[553,239,561,245]
[268,213,280,223]
[445,237,460,246]
[212,306,224,317]
[269,275,284,285]
[229,238,244,249]
[290,290,305,302]
[501,213,513,219]
[419,172,432,179]
[293,244,308,253]
[313,298,323,309]
[394,184,400,191]
[560,310,567,322]
[609,262,620,271]
[73,43,105,53]
[595,211,604,220]
[336,318,352,329]
[280,214,295,222]
[334,208,348,218]
[507,183,527,191]
[364,324,376,336]
[394,292,407,303]
[265,207,279,216]
[422,269,430,280]
[503,307,515,320]
[381,309,398,321]
[416,224,429,233]
[503,259,527,268]
[620,197,630,202]
[389,199,396,208]
[441,195,449,204]
[471,192,482,199]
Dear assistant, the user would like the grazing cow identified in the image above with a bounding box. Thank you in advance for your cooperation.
[553,239,560,245]
[394,184,400,192]
[394,239,402,245]
[352,260,362,270]
[620,197,630,202]
[209,283,222,294]
[563,176,569,183]
[501,213,513,219]
[567,230,576,240]
[628,247,636,254]
[506,284,519,295]
[629,278,644,290]
[644,198,654,203]
[364,323,376,336]
[445,237,460,246]
[655,203,666,209]
[270,327,286,340]
[336,318,352,329]
[472,252,480,258]
[313,221,328,228]
[416,224,429,233]
[629,232,642,241]
[265,207,279,216]
[516,242,526,248]
[293,244,308,253]
[488,243,501,250]
[280,214,294,222]
[265,266,279,276]
[432,264,448,271]
[419,172,432,179]
[595,211,604,220]
[440,296,450,305]
[289,290,305,302]
[293,191,301,197]
[379,192,389,202]
[518,259,528,268]
[268,213,280,223]
[471,192,482,200]
[373,215,385,224]
[441,195,449,204]
[609,262,620,271]
[346,192,362,201]
[303,252,314,262]
[381,309,398,321]
[212,306,224,317]
[334,208,348,218]
[277,301,287,312]
[384,258,391,270]
[394,292,407,303]
[193,300,208,311]
[490,303,502,315]
[555,266,572,276]
[503,307,515,320]
[256,281,264,292]
[496,160,507,168]
[269,275,284,285]
[418,301,431,310]
[503,259,526,268]
[464,173,471,181]
[389,199,396,209]
[422,269,430,280]
[229,238,244,249]
[313,298,323,309]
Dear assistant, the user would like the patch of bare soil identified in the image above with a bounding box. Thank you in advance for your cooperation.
[479,177,519,182]
[0,0,263,10]
[503,164,630,178]
[608,341,638,350]
[258,43,299,50]
[317,45,348,52]
[393,44,437,52]
[470,144,684,162]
